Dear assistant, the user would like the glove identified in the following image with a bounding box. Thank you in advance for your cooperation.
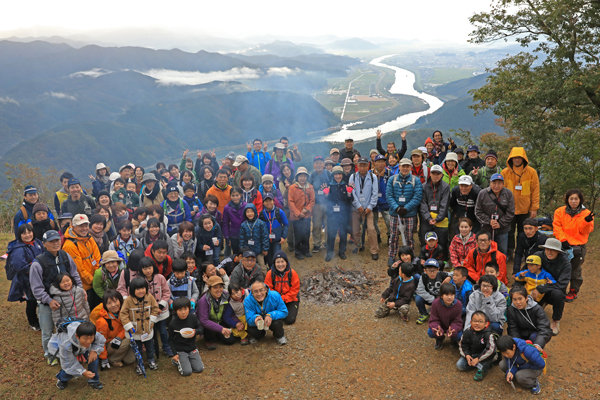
[561,241,571,250]
[110,337,122,349]
[101,358,110,369]
[397,207,408,217]
[585,212,595,223]
[191,301,196,310]
[346,186,353,194]
[323,187,330,195]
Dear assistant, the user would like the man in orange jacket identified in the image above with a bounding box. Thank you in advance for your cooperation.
[463,230,508,285]
[287,167,315,260]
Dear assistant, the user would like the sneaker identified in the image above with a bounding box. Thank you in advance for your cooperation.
[312,245,321,253]
[241,338,249,346]
[56,380,67,390]
[339,253,347,260]
[474,369,486,381]
[416,314,430,325]
[325,254,332,262]
[164,348,175,357]
[551,320,560,336]
[352,248,358,254]
[531,379,541,395]
[388,257,394,267]
[172,358,183,375]
[565,289,578,302]
[30,324,41,331]
[304,252,313,258]
[47,357,59,366]
[206,342,217,350]
[135,366,144,375]
[249,337,257,344]
[101,358,110,369]
[88,382,104,390]
[434,338,444,350]
[148,360,158,370]
[295,253,304,260]
[371,254,379,261]
[277,336,288,346]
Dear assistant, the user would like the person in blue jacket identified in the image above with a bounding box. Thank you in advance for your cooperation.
[259,194,288,267]
[246,139,271,175]
[239,204,270,270]
[372,155,392,245]
[161,182,192,233]
[244,280,289,345]
[386,158,423,265]
[498,335,546,395]
[13,185,41,239]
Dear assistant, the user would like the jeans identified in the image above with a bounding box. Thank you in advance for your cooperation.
[56,351,99,384]
[493,232,508,256]
[489,322,503,336]
[38,303,54,358]
[427,327,463,342]
[154,320,172,353]
[414,295,432,316]
[136,338,155,362]
[456,356,494,372]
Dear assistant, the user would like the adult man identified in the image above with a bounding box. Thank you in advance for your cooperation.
[246,138,271,175]
[140,173,164,207]
[60,178,96,218]
[474,174,515,256]
[119,164,133,181]
[462,145,486,175]
[265,143,294,183]
[244,280,289,345]
[279,136,302,162]
[329,148,341,165]
[308,156,331,252]
[230,250,265,289]
[534,238,572,336]
[463,230,508,284]
[470,149,502,189]
[448,175,481,236]
[339,137,360,161]
[386,158,423,265]
[288,167,315,260]
[372,155,391,243]
[54,172,74,214]
[419,165,451,253]
[145,240,173,278]
[232,155,261,188]
[206,169,231,214]
[376,129,408,160]
[513,218,548,275]
[29,230,83,363]
[411,149,429,184]
[454,147,466,168]
[13,185,41,238]
[349,157,379,260]
[502,147,540,259]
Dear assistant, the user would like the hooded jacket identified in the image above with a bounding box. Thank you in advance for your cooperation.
[465,286,507,328]
[420,179,450,227]
[514,268,555,302]
[260,205,289,242]
[264,251,300,303]
[449,233,477,268]
[121,293,160,341]
[429,298,463,337]
[475,186,515,234]
[6,238,44,302]
[501,147,540,215]
[49,285,91,326]
[247,149,272,175]
[451,279,474,313]
[13,200,37,239]
[507,296,552,347]
[463,241,508,285]
[96,307,127,359]
[442,160,466,190]
[241,187,263,214]
[229,262,265,289]
[324,178,353,216]
[222,200,247,239]
[553,205,594,246]
[386,172,422,218]
[48,322,105,377]
[513,231,548,274]
[244,286,289,326]
[381,276,416,308]
[534,251,571,293]
[240,204,270,254]
[288,181,316,220]
[144,273,171,322]
[349,170,379,212]
[62,227,102,290]
[459,325,496,362]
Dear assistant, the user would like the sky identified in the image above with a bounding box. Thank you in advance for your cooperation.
[1,0,491,43]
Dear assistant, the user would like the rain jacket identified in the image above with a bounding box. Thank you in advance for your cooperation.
[241,188,263,214]
[288,182,315,220]
[244,286,289,326]
[465,286,507,329]
[507,296,552,348]
[309,170,332,205]
[501,147,540,215]
[121,293,160,341]
[373,167,392,212]
[265,156,294,183]
[463,241,508,285]
[48,322,105,377]
[5,239,43,302]
[222,200,247,239]
[264,251,300,303]
[63,227,101,290]
[247,150,271,175]
[449,233,477,268]
[386,173,423,218]
[349,171,379,212]
[553,205,594,246]
[451,279,473,313]
[240,204,270,255]
[96,308,127,359]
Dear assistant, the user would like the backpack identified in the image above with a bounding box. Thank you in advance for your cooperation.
[47,317,88,363]
[262,207,284,227]
[524,340,548,374]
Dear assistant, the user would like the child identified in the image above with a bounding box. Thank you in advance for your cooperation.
[52,321,106,390]
[428,282,463,350]
[507,285,552,349]
[132,207,147,239]
[264,251,300,324]
[198,262,230,294]
[169,221,197,259]
[223,283,251,344]
[239,204,269,270]
[138,257,173,357]
[111,178,125,197]
[95,290,136,369]
[498,335,545,395]
[259,174,284,209]
[196,194,222,227]
[449,217,477,268]
[388,245,421,282]
[222,187,247,257]
[375,262,416,321]
[139,218,168,250]
[514,255,555,302]
[108,220,140,263]
[93,250,124,299]
[182,183,202,219]
[415,258,452,325]
[50,273,91,326]
[259,194,289,267]
[162,183,193,233]
[451,266,473,321]
[195,214,222,265]
[240,172,263,213]
[168,297,204,376]
[168,259,200,309]
[457,310,497,381]
[121,277,160,373]
[465,275,507,336]
[124,181,140,209]
[485,262,509,297]
[419,232,445,270]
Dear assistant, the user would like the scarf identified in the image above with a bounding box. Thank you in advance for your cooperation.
[169,272,188,288]
[228,200,244,210]
[208,291,229,316]
[566,204,583,217]
[90,229,105,248]
[143,183,160,201]
[116,211,129,222]
[295,181,309,190]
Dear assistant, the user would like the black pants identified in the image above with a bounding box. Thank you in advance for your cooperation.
[539,289,565,321]
[293,218,311,256]
[203,326,237,345]
[508,213,529,255]
[248,319,285,339]
[285,301,299,325]
[26,299,39,326]
[86,288,101,311]
[326,214,347,256]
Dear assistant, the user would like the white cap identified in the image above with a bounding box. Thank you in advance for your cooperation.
[418,146,428,154]
[232,155,248,167]
[109,172,121,181]
[345,137,353,141]
[458,175,473,185]
[430,165,443,173]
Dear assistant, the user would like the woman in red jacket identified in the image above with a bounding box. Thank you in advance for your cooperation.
[553,189,595,302]
[265,250,300,325]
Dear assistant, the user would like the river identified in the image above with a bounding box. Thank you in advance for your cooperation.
[319,54,444,142]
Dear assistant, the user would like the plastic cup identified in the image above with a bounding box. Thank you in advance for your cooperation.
[257,319,264,330]
[212,237,218,245]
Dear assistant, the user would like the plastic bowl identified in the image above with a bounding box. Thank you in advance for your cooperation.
[180,328,195,338]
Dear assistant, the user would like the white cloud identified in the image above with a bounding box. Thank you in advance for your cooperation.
[69,68,112,78]
[0,97,19,106]
[266,67,300,77]
[45,92,77,100]
[139,67,262,86]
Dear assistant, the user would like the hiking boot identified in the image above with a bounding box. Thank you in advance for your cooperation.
[434,338,444,350]
[249,337,257,344]
[565,289,578,302]
[56,380,68,390]
[325,253,333,262]
[206,342,217,350]
[241,338,249,346]
[304,252,313,258]
[388,257,394,267]
[295,253,304,260]
[339,253,347,260]
[30,324,41,331]
[371,254,379,261]
[551,320,560,336]
[88,381,104,390]
[277,336,287,346]
[148,360,158,370]
[474,369,486,381]
[287,246,295,252]
[47,357,59,366]
[312,245,321,253]
[531,379,541,395]
[416,314,429,325]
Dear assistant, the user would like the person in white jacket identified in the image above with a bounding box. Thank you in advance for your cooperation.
[349,157,380,259]
[465,274,506,336]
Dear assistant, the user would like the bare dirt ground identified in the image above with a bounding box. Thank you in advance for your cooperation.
[0,227,599,400]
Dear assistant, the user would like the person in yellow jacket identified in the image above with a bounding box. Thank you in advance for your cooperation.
[501,147,540,259]
[62,214,102,309]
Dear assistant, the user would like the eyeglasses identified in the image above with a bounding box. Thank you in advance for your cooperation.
[481,284,493,289]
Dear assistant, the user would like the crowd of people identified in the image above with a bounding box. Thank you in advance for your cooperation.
[5,130,594,394]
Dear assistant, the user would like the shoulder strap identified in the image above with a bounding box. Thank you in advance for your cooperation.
[20,205,28,221]
[124,269,131,289]
[488,190,508,214]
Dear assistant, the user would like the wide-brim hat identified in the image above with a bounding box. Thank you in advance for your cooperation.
[539,238,564,253]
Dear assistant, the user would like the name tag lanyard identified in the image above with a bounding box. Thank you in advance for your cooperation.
[430,182,438,211]
[245,220,257,245]
[511,167,523,190]
[264,210,277,241]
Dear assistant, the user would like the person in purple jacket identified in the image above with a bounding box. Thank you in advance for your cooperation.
[428,282,463,350]
[196,276,236,350]
[264,143,294,183]
[222,188,246,257]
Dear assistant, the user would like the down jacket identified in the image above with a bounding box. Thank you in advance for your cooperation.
[501,147,540,215]
[386,173,423,218]
[239,204,270,255]
[49,285,91,325]
[244,286,288,326]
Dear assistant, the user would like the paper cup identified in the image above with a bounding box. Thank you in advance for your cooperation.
[257,319,264,330]
[212,237,218,245]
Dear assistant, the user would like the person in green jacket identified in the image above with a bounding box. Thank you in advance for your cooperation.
[442,152,466,190]
[112,181,140,209]
[470,150,502,189]
[179,149,198,181]
[92,250,124,299]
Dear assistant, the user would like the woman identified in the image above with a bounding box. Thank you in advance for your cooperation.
[449,217,477,268]
[279,164,295,252]
[146,204,169,235]
[168,221,197,259]
[95,205,117,241]
[465,275,506,336]
[140,173,164,207]
[196,165,214,202]
[90,163,110,199]
[6,224,44,330]
[264,251,300,325]
[112,203,130,224]
[553,188,595,302]
[133,166,145,194]
[178,170,196,196]
[89,214,110,254]
[432,130,456,165]
[507,285,552,348]
[195,152,220,179]
[388,153,400,176]
[196,275,236,350]
[139,218,169,251]
[441,153,465,190]
[96,190,113,208]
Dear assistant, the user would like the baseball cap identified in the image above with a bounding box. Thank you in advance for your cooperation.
[424,258,440,269]
[313,156,324,163]
[72,214,89,226]
[243,250,256,258]
[374,154,386,162]
[232,155,248,167]
[57,213,73,221]
[430,165,443,173]
[490,173,504,182]
[526,255,542,265]
[425,232,438,241]
[24,185,38,195]
[67,178,81,187]
[42,230,61,242]
[345,137,354,141]
[458,175,473,185]
[399,158,412,166]
[357,157,369,164]
[262,193,274,202]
